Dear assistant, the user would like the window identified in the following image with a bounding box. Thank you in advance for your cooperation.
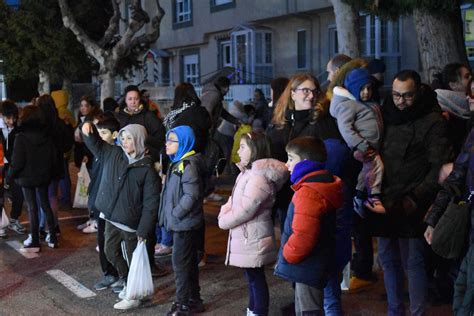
[328,26,338,58]
[210,0,235,12]
[183,54,199,85]
[173,0,192,29]
[219,41,232,68]
[297,30,307,69]
[360,15,401,86]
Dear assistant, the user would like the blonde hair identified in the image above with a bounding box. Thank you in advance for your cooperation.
[272,73,327,127]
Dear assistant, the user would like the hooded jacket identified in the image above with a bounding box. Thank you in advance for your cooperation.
[330,86,383,152]
[218,159,289,268]
[201,83,239,132]
[159,126,206,231]
[7,127,56,188]
[82,125,159,237]
[274,169,343,288]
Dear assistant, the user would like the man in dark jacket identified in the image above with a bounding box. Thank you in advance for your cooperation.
[374,70,451,315]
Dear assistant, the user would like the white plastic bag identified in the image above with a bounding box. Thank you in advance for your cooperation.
[126,240,154,300]
[0,208,9,228]
[73,162,90,209]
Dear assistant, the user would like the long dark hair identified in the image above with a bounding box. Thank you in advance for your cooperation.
[35,94,58,132]
[240,132,272,168]
[19,105,45,129]
[172,82,201,110]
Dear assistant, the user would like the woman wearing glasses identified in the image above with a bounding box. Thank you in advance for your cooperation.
[266,73,351,315]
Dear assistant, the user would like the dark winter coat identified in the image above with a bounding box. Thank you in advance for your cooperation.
[159,153,206,232]
[201,83,239,133]
[171,105,211,153]
[371,84,451,238]
[116,107,166,162]
[274,170,343,289]
[7,128,55,188]
[83,128,160,238]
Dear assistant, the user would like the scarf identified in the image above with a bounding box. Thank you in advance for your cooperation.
[163,101,194,130]
[435,89,470,120]
[290,160,326,184]
[123,104,144,115]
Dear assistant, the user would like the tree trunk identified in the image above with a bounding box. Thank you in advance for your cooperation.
[100,71,115,106]
[62,77,73,111]
[413,7,469,83]
[38,71,50,95]
[330,0,360,57]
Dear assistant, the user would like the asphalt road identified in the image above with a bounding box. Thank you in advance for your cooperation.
[0,185,452,315]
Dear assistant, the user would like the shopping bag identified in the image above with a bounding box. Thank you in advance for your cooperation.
[0,208,9,229]
[72,162,90,209]
[125,240,154,300]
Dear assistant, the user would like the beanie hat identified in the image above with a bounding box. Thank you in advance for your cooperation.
[344,68,372,101]
[368,59,386,75]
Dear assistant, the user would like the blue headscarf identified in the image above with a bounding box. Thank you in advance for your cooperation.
[344,68,372,101]
[166,125,196,163]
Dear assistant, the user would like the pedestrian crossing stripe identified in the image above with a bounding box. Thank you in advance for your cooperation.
[46,269,96,298]
[6,240,39,259]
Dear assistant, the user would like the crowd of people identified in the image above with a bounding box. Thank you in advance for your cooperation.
[0,55,473,315]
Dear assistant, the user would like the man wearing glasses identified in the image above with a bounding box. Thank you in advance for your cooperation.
[372,70,451,315]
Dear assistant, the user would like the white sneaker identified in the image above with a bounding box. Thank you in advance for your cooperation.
[113,298,140,310]
[76,220,91,231]
[204,192,224,203]
[82,221,98,234]
[23,234,33,246]
[118,285,127,300]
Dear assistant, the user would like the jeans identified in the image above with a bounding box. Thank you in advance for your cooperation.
[39,183,59,230]
[172,229,201,305]
[104,222,137,279]
[156,225,173,247]
[22,186,56,244]
[97,218,118,277]
[244,267,269,316]
[378,237,428,316]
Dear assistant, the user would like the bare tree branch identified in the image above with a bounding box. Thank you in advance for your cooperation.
[98,0,120,48]
[57,0,104,64]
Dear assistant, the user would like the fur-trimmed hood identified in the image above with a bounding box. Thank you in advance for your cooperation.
[249,158,289,191]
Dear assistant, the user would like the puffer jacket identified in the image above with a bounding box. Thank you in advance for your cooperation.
[329,86,383,152]
[159,153,206,232]
[218,159,289,268]
[274,170,343,288]
[82,128,160,238]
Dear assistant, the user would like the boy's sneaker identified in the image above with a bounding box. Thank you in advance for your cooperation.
[94,275,119,291]
[8,219,26,234]
[167,302,191,316]
[82,221,98,234]
[204,193,224,203]
[154,245,172,257]
[20,236,40,253]
[0,228,7,239]
[76,220,91,231]
[364,196,386,214]
[188,299,205,313]
[111,278,126,293]
[113,298,140,310]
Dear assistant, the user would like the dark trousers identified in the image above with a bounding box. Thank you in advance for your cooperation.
[244,267,269,316]
[97,218,118,277]
[172,230,201,305]
[104,222,137,279]
[3,165,23,220]
[352,215,374,280]
[146,229,157,268]
[22,186,56,244]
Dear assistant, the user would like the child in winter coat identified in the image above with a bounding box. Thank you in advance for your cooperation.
[7,106,58,252]
[329,67,385,215]
[81,122,160,310]
[219,131,289,316]
[159,125,206,315]
[274,136,343,315]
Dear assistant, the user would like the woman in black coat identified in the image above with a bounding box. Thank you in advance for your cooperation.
[7,106,58,252]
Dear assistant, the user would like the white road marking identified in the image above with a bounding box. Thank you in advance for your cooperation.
[6,240,40,259]
[46,269,96,298]
[20,214,89,225]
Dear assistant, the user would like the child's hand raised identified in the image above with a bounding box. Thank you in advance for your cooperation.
[81,122,93,136]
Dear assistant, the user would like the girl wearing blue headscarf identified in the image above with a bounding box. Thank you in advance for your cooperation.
[158,125,206,314]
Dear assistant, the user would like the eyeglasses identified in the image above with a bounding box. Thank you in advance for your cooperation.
[166,139,179,144]
[392,91,416,101]
[294,88,319,96]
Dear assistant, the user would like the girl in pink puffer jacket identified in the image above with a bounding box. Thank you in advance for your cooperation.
[218,132,289,316]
